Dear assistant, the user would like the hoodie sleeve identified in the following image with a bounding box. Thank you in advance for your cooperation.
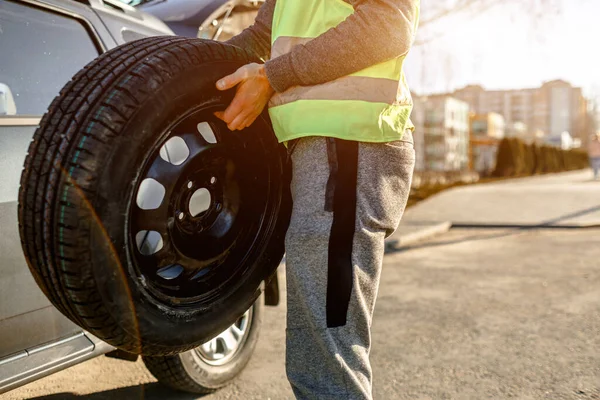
[225,0,275,62]
[264,0,419,93]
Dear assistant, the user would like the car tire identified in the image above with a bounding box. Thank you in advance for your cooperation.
[18,37,290,356]
[143,299,263,394]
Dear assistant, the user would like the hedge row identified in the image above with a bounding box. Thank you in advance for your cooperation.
[492,138,589,177]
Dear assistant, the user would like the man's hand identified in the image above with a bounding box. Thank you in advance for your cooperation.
[214,63,275,131]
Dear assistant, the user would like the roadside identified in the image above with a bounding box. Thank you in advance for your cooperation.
[389,169,599,252]
[407,167,594,209]
[404,169,600,228]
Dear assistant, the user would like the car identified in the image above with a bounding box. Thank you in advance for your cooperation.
[130,0,264,40]
[0,0,278,395]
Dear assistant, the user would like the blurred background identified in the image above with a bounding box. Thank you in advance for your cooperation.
[127,0,599,185]
[405,0,598,181]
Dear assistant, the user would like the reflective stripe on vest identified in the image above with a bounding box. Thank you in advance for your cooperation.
[268,0,418,143]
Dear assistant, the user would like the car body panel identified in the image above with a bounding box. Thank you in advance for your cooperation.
[0,0,171,393]
[0,332,114,393]
[138,0,252,38]
[138,0,224,25]
[90,0,173,44]
[0,0,173,330]
[0,120,84,360]
[0,0,276,393]
[0,0,115,361]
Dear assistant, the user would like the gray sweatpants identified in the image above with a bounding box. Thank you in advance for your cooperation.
[285,133,415,400]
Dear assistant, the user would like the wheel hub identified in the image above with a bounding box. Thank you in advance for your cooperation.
[129,107,274,305]
[173,172,223,234]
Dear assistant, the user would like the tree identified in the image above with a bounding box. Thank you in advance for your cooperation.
[415,0,562,46]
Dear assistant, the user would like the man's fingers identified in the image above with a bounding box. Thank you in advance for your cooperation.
[228,112,249,131]
[237,118,251,131]
[222,88,247,122]
[237,112,260,131]
[217,108,258,131]
[214,62,269,130]
[216,67,246,91]
[244,114,258,128]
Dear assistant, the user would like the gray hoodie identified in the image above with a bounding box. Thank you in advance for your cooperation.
[226,0,419,93]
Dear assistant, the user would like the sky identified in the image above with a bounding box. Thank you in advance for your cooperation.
[404,0,599,98]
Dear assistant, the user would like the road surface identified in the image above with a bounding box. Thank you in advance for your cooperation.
[8,171,600,399]
[8,227,600,400]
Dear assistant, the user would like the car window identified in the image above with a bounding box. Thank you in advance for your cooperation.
[0,0,101,116]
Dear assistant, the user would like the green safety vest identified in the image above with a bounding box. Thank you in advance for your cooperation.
[268,0,419,143]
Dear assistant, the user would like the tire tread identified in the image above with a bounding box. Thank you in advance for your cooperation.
[18,37,256,354]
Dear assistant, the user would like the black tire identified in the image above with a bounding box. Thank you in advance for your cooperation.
[18,37,290,356]
[143,299,263,394]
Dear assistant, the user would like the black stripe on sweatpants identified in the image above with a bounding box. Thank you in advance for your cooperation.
[326,138,358,328]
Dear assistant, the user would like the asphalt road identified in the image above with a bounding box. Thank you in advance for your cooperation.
[7,228,600,400]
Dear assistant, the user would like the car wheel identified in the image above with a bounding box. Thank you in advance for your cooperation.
[143,299,262,394]
[18,37,291,356]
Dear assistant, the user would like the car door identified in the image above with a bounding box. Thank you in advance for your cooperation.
[0,0,114,359]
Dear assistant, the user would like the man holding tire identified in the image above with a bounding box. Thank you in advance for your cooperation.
[216,0,420,398]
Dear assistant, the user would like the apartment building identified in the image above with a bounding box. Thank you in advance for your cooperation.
[454,80,589,146]
[469,113,505,175]
[412,94,470,172]
[410,95,426,172]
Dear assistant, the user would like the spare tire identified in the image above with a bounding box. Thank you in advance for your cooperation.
[18,37,291,356]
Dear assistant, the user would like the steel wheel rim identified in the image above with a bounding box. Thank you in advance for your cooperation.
[128,104,279,306]
[194,307,253,365]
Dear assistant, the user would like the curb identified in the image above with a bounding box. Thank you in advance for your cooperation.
[450,222,600,229]
[384,221,452,253]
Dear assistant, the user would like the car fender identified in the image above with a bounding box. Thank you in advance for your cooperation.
[139,0,239,37]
